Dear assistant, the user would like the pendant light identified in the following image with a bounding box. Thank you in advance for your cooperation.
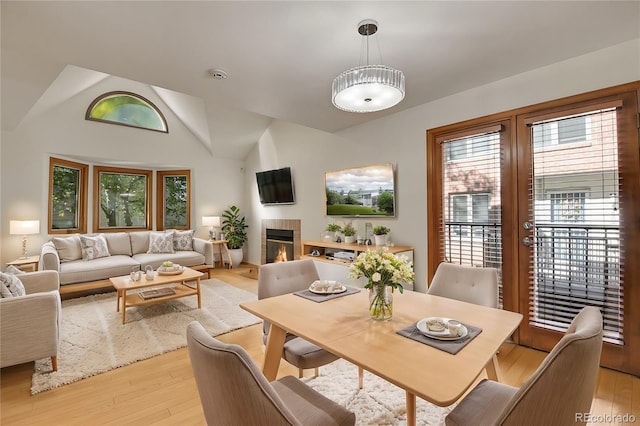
[332,19,405,113]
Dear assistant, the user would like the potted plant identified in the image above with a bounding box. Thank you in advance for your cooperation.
[372,225,390,246]
[323,223,342,242]
[221,205,248,267]
[342,223,357,244]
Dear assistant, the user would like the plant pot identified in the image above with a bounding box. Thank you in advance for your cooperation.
[344,235,356,244]
[227,248,244,268]
[374,234,388,246]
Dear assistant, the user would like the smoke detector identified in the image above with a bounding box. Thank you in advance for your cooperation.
[207,68,228,79]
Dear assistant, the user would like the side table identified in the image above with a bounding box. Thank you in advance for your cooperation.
[7,255,40,272]
[210,240,232,269]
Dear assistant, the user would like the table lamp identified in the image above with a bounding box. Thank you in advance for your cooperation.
[202,216,221,240]
[10,220,40,258]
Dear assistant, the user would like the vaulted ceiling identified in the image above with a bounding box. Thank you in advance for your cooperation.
[2,1,639,159]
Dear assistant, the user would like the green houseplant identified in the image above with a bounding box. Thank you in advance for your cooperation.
[324,223,342,242]
[221,205,248,267]
[342,223,357,244]
[372,225,390,246]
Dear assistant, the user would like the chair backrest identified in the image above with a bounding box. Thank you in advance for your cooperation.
[186,321,300,426]
[427,262,499,308]
[498,306,603,425]
[258,259,320,336]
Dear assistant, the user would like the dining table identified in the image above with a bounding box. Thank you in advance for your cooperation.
[240,287,522,426]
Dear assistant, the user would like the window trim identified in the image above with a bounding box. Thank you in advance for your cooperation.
[156,170,191,231]
[48,157,88,234]
[92,166,152,232]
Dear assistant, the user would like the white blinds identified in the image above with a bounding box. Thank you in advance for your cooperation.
[440,129,503,306]
[527,106,623,344]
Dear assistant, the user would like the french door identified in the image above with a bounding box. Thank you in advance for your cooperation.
[428,83,640,375]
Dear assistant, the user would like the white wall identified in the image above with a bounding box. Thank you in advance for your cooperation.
[245,39,640,292]
[1,74,246,265]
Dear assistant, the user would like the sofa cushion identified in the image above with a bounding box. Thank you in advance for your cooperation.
[147,231,174,254]
[104,232,132,256]
[58,255,140,285]
[5,265,24,275]
[52,235,82,262]
[0,272,26,298]
[80,235,111,260]
[173,229,194,251]
[133,251,206,270]
[130,231,151,255]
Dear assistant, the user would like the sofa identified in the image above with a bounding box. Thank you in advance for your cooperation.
[0,270,61,370]
[40,230,214,287]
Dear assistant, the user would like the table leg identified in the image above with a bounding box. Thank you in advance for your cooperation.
[196,277,202,308]
[263,324,286,381]
[116,290,121,312]
[121,290,127,324]
[485,353,502,382]
[406,391,416,426]
[222,243,232,269]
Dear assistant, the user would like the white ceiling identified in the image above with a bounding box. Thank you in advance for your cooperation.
[2,1,639,160]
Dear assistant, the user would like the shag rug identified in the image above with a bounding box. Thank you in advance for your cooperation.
[31,279,261,394]
[303,359,455,426]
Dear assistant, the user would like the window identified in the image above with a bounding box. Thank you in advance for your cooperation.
[446,133,493,161]
[533,115,589,148]
[93,166,152,232]
[550,192,586,223]
[86,91,168,133]
[48,157,88,234]
[156,170,191,230]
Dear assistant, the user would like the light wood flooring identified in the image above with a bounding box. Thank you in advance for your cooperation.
[1,265,638,425]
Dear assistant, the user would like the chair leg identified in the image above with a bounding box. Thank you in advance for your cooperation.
[298,368,304,378]
[358,366,364,389]
[314,367,319,377]
[51,356,58,372]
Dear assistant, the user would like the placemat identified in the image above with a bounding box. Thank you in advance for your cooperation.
[396,322,483,355]
[294,286,361,302]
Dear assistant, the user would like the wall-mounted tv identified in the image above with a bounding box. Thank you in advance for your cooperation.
[325,163,395,217]
[256,167,296,205]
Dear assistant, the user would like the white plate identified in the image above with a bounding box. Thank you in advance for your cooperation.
[309,280,346,294]
[416,317,468,340]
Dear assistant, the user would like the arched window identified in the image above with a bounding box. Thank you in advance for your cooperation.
[86,91,168,133]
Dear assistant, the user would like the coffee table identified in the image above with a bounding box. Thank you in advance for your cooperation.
[110,267,204,324]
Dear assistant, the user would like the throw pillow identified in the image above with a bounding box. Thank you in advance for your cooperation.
[52,235,82,262]
[5,265,25,275]
[79,234,111,261]
[172,230,194,251]
[147,231,175,254]
[0,272,26,298]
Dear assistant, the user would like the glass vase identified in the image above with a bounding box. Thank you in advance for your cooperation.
[368,285,393,321]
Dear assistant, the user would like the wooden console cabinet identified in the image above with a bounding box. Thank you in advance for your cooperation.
[300,240,415,290]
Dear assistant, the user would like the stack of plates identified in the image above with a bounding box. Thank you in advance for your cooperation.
[309,280,346,294]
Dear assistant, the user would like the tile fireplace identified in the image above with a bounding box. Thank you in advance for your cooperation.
[261,219,301,264]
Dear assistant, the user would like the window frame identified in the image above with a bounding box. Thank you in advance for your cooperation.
[48,157,88,234]
[156,170,191,231]
[85,91,168,133]
[93,166,152,232]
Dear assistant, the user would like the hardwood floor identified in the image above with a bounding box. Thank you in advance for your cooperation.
[1,265,638,425]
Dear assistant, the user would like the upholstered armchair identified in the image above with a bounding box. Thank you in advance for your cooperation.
[0,271,61,371]
[427,262,499,309]
[186,321,355,426]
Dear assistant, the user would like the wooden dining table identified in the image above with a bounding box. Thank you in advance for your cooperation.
[240,288,522,426]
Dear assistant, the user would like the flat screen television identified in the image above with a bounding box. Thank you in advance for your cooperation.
[256,167,296,205]
[325,163,395,217]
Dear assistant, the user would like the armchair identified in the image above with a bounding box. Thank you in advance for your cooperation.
[0,271,61,371]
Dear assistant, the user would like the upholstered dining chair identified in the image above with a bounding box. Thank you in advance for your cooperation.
[186,321,356,426]
[427,262,499,309]
[445,306,603,426]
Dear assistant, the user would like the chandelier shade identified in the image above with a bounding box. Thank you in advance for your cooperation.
[332,65,405,113]
[332,19,405,113]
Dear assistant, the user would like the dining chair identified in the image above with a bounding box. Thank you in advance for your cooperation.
[445,306,603,426]
[258,259,364,387]
[427,262,501,379]
[186,321,356,426]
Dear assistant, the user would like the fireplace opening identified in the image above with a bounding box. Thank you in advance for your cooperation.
[266,229,294,263]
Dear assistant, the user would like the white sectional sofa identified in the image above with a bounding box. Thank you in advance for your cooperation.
[40,231,214,287]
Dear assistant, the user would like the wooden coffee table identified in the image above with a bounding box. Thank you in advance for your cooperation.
[110,267,204,324]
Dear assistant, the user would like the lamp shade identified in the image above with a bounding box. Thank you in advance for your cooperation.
[10,220,40,235]
[202,216,221,227]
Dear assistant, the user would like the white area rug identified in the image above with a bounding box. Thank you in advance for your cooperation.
[303,359,454,426]
[31,279,261,394]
